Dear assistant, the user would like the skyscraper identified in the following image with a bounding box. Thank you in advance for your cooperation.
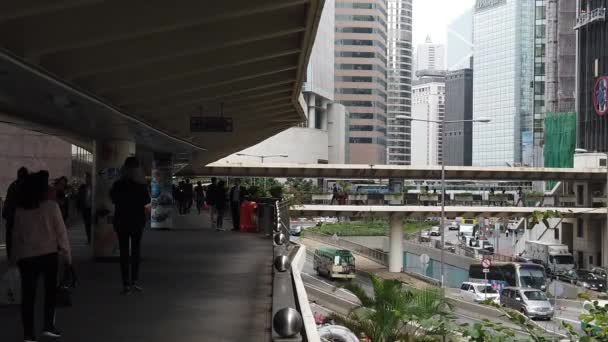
[411,71,446,166]
[532,0,546,167]
[447,9,473,71]
[445,69,473,166]
[386,0,413,165]
[415,36,445,72]
[335,0,388,164]
[472,0,535,167]
[576,0,608,152]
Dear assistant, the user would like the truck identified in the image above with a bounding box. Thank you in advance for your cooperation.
[523,241,575,276]
[459,223,477,240]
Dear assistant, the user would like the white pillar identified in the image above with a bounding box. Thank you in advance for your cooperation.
[93,139,135,258]
[308,93,316,129]
[389,213,403,273]
[150,153,173,229]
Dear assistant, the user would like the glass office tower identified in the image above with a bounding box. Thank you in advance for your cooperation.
[472,0,535,166]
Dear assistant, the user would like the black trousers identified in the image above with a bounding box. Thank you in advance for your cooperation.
[231,202,240,230]
[5,224,12,260]
[117,228,143,287]
[82,208,92,244]
[216,207,225,228]
[18,253,58,338]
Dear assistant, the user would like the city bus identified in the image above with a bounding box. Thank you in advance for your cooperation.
[314,247,356,279]
[469,262,546,292]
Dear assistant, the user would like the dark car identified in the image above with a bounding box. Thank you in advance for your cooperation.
[556,270,605,291]
[591,267,608,281]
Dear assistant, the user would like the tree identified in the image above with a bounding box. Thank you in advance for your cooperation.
[331,274,452,342]
[527,209,563,240]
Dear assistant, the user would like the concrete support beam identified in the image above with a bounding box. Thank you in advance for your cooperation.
[389,213,404,273]
[39,9,307,79]
[0,0,102,22]
[76,36,302,92]
[14,0,309,56]
[128,75,295,114]
[107,56,299,106]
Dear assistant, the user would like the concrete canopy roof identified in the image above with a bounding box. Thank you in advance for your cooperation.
[187,162,607,182]
[0,0,323,160]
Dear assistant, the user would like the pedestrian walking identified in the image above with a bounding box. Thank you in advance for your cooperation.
[12,171,72,341]
[185,179,194,213]
[110,157,151,295]
[214,180,227,231]
[229,179,246,231]
[2,166,28,260]
[515,187,523,207]
[195,181,206,214]
[77,173,93,244]
[330,184,339,204]
[53,176,69,221]
[206,178,218,225]
[177,181,186,215]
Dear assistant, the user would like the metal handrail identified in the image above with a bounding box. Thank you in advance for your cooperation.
[271,200,313,342]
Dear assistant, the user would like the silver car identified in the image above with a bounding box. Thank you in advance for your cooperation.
[500,287,554,320]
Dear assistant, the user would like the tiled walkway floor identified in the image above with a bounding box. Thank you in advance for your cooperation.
[0,212,273,342]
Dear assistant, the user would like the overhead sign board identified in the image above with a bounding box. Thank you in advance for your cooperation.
[190,116,233,132]
[475,0,506,12]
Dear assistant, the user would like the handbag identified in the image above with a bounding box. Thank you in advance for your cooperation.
[1,267,21,305]
[56,263,77,308]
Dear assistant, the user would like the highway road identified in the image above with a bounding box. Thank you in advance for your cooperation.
[299,253,554,339]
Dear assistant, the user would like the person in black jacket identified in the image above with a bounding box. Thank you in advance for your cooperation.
[2,166,28,259]
[214,180,227,231]
[229,179,246,231]
[110,157,150,295]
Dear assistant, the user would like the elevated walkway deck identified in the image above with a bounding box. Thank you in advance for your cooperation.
[291,205,606,219]
[0,213,273,342]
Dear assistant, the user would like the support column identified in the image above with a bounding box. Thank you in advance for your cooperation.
[307,93,316,129]
[150,153,173,229]
[389,213,403,273]
[93,139,135,258]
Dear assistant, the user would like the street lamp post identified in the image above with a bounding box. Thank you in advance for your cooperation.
[396,115,490,290]
[235,153,288,190]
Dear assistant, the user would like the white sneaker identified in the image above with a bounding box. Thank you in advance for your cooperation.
[42,328,61,338]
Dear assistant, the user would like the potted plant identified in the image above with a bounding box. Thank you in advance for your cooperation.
[418,191,439,202]
[524,191,545,206]
[311,192,333,201]
[454,192,474,202]
[383,192,403,204]
[348,193,368,201]
[559,192,577,204]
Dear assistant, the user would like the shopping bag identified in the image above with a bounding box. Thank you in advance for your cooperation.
[0,267,21,305]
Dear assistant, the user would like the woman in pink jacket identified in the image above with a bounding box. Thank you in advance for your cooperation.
[12,171,71,342]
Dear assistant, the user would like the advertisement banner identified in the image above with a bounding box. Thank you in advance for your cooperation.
[150,159,173,229]
[594,76,608,116]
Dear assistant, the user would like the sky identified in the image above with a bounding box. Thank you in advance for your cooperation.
[412,0,475,47]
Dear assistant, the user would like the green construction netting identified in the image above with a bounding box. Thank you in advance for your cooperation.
[544,112,576,190]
